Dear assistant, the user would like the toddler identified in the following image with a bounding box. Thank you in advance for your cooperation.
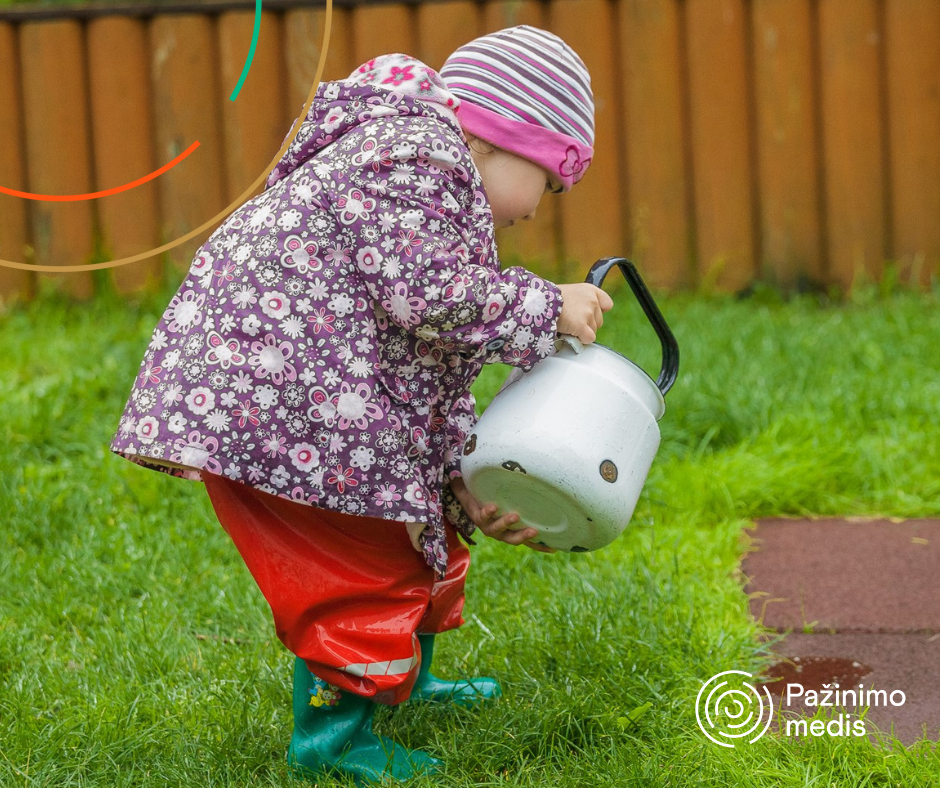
[111,25,612,783]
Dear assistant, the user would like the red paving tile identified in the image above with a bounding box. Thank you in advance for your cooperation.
[742,518,940,745]
[763,633,940,745]
[743,518,940,633]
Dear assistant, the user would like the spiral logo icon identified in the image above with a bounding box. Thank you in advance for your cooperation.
[695,670,774,747]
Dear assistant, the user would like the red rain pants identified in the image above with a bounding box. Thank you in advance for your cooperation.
[202,472,469,705]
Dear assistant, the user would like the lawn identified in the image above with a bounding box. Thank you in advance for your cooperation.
[1,274,939,786]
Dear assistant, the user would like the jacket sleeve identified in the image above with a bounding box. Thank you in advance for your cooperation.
[343,125,563,371]
[439,390,478,539]
[442,390,477,482]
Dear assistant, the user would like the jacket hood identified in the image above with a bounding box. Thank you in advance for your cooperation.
[267,54,464,189]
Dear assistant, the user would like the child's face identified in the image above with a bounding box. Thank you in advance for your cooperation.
[471,145,563,229]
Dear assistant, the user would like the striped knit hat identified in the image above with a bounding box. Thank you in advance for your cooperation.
[440,26,594,192]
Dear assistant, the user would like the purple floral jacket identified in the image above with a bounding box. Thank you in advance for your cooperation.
[111,55,563,577]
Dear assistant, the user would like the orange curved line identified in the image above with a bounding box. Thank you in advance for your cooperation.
[0,141,200,202]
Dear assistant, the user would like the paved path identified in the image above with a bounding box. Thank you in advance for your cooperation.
[742,518,940,745]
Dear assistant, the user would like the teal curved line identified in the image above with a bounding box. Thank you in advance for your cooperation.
[229,0,262,101]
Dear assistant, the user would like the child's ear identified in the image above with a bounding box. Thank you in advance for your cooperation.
[466,134,496,156]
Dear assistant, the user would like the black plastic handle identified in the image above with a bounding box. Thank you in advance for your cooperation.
[585,257,680,396]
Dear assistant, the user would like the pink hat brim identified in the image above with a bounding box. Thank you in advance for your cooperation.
[455,99,593,192]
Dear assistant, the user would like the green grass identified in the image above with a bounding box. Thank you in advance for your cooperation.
[2,277,939,786]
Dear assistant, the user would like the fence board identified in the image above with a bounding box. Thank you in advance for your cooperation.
[2,0,936,300]
[618,0,691,288]
[685,0,755,291]
[483,0,544,29]
[351,4,415,67]
[0,22,31,303]
[415,0,480,72]
[283,6,354,128]
[884,0,940,287]
[479,1,560,279]
[548,0,623,282]
[817,0,886,288]
[149,14,226,273]
[751,0,823,287]
[87,16,162,295]
[20,21,94,298]
[219,10,286,203]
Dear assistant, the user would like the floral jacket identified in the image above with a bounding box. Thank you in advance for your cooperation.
[110,55,563,577]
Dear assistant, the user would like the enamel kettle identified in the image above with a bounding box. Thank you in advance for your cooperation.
[460,257,680,552]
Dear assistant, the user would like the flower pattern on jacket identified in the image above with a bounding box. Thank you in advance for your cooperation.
[110,55,563,577]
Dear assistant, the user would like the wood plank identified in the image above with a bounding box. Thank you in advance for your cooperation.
[320,6,355,83]
[87,16,162,296]
[884,0,940,288]
[548,0,623,282]
[0,22,31,302]
[618,0,691,289]
[149,14,226,274]
[482,0,544,31]
[492,190,562,283]
[479,1,560,280]
[414,0,480,72]
[350,4,415,67]
[219,9,286,203]
[685,0,755,292]
[283,6,354,130]
[20,20,94,298]
[817,0,886,289]
[751,0,823,287]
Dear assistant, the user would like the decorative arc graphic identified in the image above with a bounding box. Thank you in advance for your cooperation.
[695,670,774,748]
[0,0,333,273]
[0,142,199,202]
[229,0,263,101]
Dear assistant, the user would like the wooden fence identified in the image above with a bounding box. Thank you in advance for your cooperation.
[1,0,939,304]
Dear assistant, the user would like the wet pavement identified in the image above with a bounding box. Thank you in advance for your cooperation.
[742,518,940,745]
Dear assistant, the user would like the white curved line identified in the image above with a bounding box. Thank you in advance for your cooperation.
[725,712,755,730]
[704,680,728,730]
[750,684,775,743]
[742,682,768,739]
[695,671,752,749]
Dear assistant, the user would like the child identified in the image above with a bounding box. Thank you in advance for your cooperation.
[111,25,612,783]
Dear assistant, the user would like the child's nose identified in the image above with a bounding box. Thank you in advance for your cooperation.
[523,210,536,222]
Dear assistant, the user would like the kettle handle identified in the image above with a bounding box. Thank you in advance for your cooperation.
[585,257,680,396]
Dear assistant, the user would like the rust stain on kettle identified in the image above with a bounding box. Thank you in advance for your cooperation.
[464,434,477,455]
[600,460,618,483]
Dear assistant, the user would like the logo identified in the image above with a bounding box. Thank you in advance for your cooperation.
[695,670,773,748]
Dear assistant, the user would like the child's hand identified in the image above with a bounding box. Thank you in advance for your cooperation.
[448,477,556,553]
[556,283,614,344]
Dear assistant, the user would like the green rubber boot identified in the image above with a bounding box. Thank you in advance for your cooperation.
[287,657,441,784]
[409,634,501,707]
